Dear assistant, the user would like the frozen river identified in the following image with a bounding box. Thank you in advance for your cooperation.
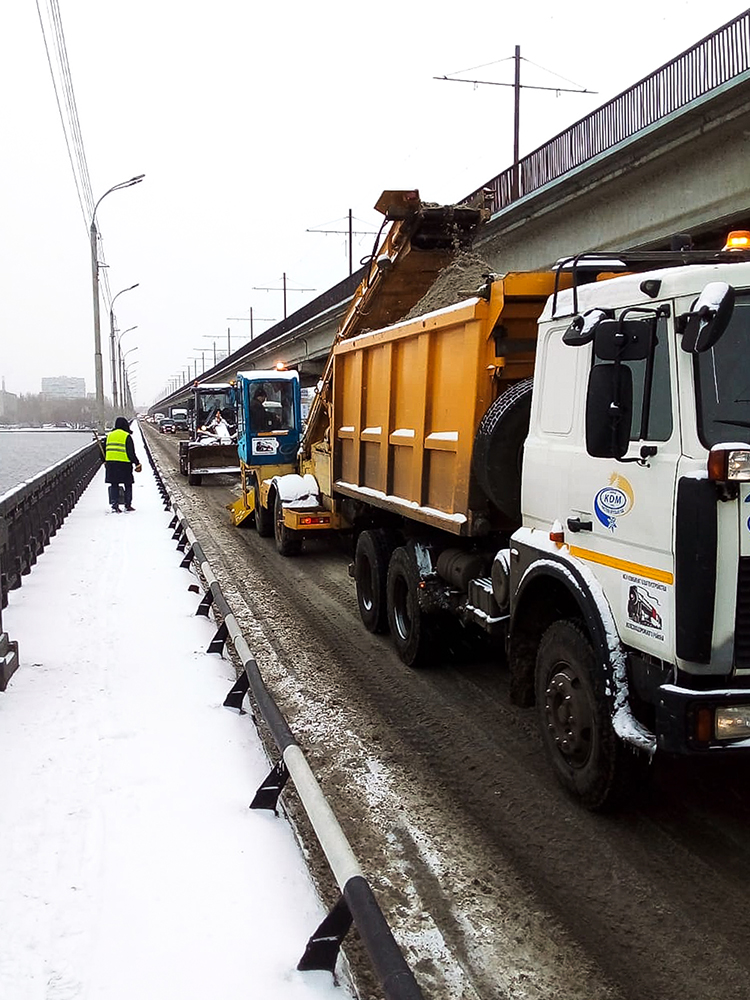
[0,431,97,496]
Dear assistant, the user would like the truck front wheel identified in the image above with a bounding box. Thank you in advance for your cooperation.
[355,529,397,633]
[254,480,274,537]
[274,492,302,557]
[535,620,640,810]
[386,546,433,668]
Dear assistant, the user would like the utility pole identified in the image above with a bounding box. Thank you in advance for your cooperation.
[306,210,375,276]
[253,273,315,320]
[435,48,594,201]
[227,307,274,341]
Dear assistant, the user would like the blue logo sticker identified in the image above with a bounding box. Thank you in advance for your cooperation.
[594,475,634,531]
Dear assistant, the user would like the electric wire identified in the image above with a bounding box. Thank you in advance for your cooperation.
[35,0,113,310]
[34,0,89,232]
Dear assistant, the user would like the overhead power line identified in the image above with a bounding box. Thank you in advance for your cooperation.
[35,0,112,309]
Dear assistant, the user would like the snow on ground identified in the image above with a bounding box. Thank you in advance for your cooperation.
[0,452,353,1000]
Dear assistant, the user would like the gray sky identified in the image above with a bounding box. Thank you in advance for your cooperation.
[1,0,747,405]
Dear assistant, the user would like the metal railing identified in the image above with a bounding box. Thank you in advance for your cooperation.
[0,440,103,611]
[464,10,750,213]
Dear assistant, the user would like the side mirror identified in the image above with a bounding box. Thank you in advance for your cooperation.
[594,317,654,361]
[563,309,611,347]
[586,364,633,459]
[679,282,735,353]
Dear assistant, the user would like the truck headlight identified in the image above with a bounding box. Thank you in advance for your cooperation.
[715,705,750,740]
[708,446,750,481]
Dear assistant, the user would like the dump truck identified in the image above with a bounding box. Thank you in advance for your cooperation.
[179,382,239,485]
[229,188,483,543]
[230,197,750,806]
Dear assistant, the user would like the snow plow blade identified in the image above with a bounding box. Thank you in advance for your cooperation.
[227,496,255,526]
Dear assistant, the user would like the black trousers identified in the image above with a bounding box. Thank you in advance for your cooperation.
[108,481,132,507]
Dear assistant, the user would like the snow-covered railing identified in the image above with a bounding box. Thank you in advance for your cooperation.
[0,439,102,690]
[139,434,424,1000]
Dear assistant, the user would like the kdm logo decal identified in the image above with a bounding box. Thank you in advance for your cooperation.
[594,474,634,531]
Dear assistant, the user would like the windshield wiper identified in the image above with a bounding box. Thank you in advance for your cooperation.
[715,418,750,428]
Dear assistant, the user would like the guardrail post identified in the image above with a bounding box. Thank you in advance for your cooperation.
[207,620,228,654]
[223,671,249,711]
[196,589,214,617]
[297,895,353,973]
[250,760,290,812]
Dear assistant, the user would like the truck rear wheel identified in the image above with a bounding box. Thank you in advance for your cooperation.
[535,620,643,810]
[187,472,202,486]
[254,481,274,537]
[274,492,302,557]
[386,546,432,668]
[472,378,533,525]
[355,529,398,633]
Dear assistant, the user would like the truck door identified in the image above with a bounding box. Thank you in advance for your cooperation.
[571,307,678,659]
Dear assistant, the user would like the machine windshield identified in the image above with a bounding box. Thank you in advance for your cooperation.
[248,379,296,433]
[197,390,235,429]
[695,292,750,446]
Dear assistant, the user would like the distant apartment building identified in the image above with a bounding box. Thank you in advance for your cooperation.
[0,378,18,420]
[41,376,86,400]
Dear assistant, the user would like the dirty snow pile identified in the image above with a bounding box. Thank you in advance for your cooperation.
[0,445,352,1000]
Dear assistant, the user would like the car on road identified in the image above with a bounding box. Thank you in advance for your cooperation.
[159,418,176,434]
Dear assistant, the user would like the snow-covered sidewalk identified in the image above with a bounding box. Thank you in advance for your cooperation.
[0,455,351,1000]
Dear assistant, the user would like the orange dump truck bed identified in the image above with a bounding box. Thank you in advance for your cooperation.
[331,272,558,535]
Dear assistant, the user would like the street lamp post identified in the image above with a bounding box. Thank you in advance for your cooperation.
[122,345,139,375]
[123,360,139,412]
[110,284,139,407]
[116,325,137,408]
[89,174,144,428]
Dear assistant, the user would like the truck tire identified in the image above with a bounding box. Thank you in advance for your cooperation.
[386,546,433,668]
[274,492,302,557]
[355,529,398,633]
[472,378,533,525]
[187,472,202,486]
[254,481,274,537]
[535,620,644,810]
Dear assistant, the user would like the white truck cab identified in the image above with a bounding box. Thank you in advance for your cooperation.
[509,258,750,807]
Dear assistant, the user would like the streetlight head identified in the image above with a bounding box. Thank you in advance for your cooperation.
[129,174,146,185]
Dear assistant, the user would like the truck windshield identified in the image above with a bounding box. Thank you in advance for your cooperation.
[695,291,750,447]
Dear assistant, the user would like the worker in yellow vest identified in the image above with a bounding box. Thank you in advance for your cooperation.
[104,417,142,512]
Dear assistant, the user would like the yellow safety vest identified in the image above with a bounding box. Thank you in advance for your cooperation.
[105,428,130,463]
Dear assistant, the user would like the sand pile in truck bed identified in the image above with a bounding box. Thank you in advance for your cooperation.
[403,250,495,320]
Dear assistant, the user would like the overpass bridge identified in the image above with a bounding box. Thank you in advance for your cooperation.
[151,9,750,415]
